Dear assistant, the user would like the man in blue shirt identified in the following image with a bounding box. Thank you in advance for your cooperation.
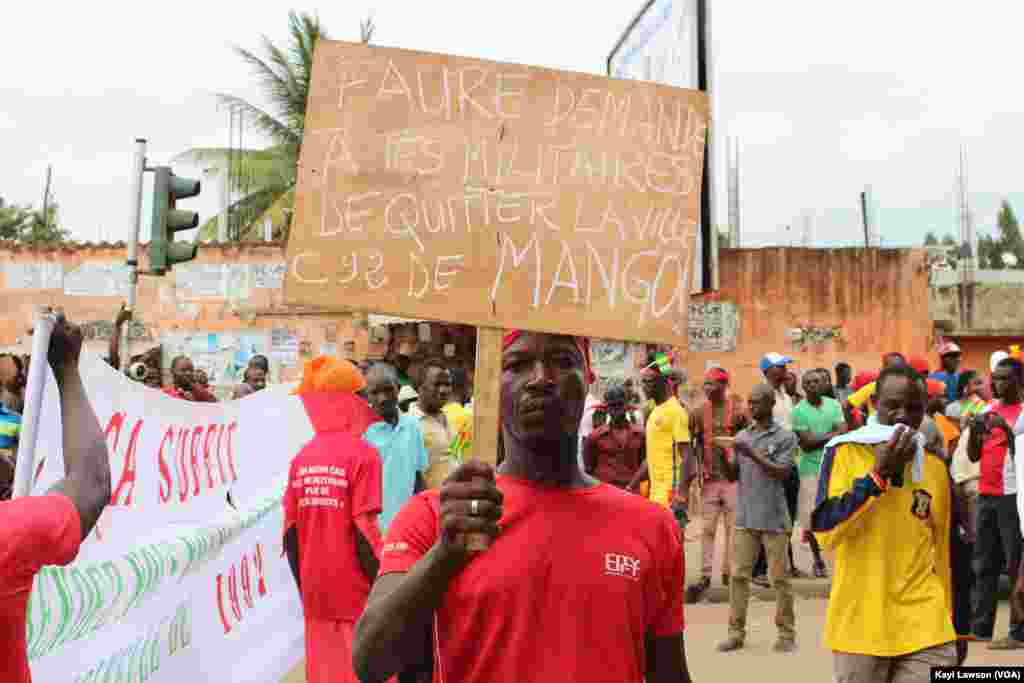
[0,404,20,451]
[930,342,962,404]
[363,363,429,532]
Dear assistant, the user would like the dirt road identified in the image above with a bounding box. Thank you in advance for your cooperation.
[283,599,1020,681]
[283,516,1020,681]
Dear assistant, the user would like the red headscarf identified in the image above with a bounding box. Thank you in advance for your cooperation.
[852,370,879,392]
[502,330,594,384]
[882,352,906,366]
[705,367,729,384]
[909,357,930,376]
[926,378,946,399]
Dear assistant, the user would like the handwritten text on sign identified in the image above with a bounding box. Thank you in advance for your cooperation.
[285,41,710,345]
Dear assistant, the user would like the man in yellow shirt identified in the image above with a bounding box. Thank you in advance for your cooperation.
[629,368,690,524]
[845,352,907,419]
[812,364,971,680]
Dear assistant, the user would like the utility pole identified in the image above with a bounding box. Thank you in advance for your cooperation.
[121,139,147,372]
[958,146,974,282]
[218,169,229,242]
[859,191,870,248]
[41,165,52,230]
[728,136,741,247]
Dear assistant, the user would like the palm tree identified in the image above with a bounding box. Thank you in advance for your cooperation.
[176,11,374,242]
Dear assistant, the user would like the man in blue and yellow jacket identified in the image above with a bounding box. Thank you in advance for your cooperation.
[812,364,971,681]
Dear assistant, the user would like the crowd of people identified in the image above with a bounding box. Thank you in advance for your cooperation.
[3,307,1024,683]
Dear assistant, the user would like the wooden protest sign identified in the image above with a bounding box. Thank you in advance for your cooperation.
[285,42,710,548]
[285,40,710,344]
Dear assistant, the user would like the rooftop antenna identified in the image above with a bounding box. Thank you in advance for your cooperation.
[727,136,741,247]
[957,145,974,284]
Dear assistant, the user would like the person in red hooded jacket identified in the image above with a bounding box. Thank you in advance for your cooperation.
[282,356,386,683]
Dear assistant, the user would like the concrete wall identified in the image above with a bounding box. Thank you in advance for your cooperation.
[681,247,933,400]
[0,242,932,404]
[0,242,368,393]
[931,282,1024,335]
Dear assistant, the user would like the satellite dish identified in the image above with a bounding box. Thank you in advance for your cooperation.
[1001,252,1018,266]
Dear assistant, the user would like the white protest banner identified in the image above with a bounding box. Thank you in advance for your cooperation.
[26,357,312,681]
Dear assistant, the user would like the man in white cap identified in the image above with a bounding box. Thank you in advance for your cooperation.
[988,351,1009,402]
[398,384,419,414]
[930,342,963,404]
[761,353,795,429]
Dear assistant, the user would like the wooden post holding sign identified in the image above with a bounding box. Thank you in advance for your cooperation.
[283,41,710,551]
[468,327,503,551]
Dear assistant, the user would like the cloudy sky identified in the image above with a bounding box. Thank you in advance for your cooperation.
[1,1,1020,247]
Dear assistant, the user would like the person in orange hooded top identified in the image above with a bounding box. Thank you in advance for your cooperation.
[283,356,389,683]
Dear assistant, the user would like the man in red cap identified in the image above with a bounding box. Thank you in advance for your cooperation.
[283,356,386,683]
[931,342,963,404]
[355,331,692,682]
[686,366,748,600]
[583,385,646,489]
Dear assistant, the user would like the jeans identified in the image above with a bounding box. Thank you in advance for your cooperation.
[729,527,795,642]
[970,494,1024,640]
[701,479,737,577]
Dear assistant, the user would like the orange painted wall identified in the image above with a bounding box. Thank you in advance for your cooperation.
[679,247,934,401]
[946,335,1024,381]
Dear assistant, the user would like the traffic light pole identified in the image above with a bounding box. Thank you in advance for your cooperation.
[121,138,147,372]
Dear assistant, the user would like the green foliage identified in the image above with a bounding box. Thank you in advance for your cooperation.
[978,233,999,269]
[976,200,1024,269]
[0,195,68,244]
[940,233,956,246]
[996,200,1024,268]
[0,197,33,240]
[924,231,939,246]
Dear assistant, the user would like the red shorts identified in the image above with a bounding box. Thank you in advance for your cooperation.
[304,617,396,683]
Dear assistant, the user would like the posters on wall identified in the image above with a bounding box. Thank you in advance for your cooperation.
[271,328,299,368]
[161,331,271,386]
[174,263,286,300]
[3,262,65,290]
[63,262,131,297]
[687,301,739,352]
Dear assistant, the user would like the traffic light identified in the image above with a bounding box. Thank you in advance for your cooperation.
[148,166,200,274]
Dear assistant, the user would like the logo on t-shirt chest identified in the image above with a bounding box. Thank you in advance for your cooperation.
[910,489,933,520]
[605,553,641,580]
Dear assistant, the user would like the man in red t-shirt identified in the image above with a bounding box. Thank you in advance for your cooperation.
[1,313,111,683]
[354,332,691,683]
[162,355,217,402]
[966,356,1024,649]
[283,356,385,683]
[582,385,646,489]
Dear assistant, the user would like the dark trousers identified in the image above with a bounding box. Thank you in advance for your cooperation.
[754,466,799,576]
[971,494,1024,639]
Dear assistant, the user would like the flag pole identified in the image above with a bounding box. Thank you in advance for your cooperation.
[12,308,58,499]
